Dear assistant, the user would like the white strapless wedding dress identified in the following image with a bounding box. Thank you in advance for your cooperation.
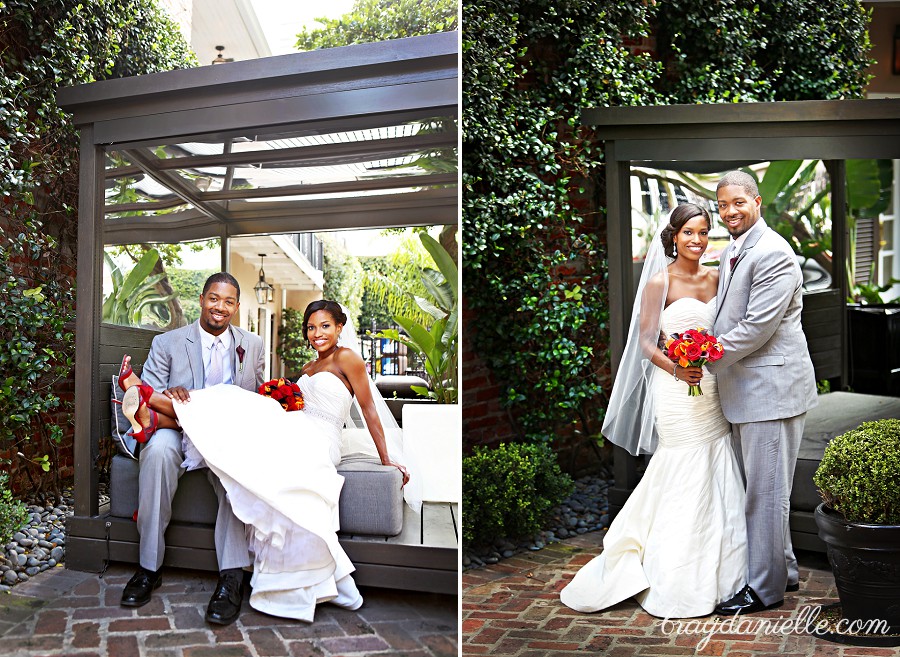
[560,297,748,618]
[174,372,362,622]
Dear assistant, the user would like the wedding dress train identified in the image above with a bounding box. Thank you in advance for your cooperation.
[560,297,748,618]
[175,371,362,622]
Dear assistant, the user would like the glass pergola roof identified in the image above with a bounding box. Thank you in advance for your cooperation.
[103,117,457,222]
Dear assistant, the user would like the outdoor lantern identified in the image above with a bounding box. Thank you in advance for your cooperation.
[212,46,233,65]
[894,26,900,76]
[254,254,273,305]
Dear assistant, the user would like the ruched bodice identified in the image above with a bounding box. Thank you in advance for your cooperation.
[653,297,730,448]
[297,372,352,440]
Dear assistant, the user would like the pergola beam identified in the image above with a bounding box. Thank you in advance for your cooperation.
[104,172,458,214]
[105,133,458,174]
[124,147,229,224]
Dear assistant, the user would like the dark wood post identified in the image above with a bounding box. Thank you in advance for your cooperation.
[73,126,104,517]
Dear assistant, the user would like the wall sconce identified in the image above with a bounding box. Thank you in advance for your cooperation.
[254,254,273,305]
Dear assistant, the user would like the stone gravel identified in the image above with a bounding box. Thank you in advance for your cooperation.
[463,469,613,570]
[0,486,109,591]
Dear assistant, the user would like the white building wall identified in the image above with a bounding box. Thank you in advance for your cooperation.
[157,0,193,42]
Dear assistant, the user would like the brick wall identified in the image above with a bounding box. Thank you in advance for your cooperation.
[461,297,518,453]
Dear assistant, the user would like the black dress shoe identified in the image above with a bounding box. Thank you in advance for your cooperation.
[121,568,162,607]
[205,569,244,625]
[714,585,783,615]
[786,582,800,592]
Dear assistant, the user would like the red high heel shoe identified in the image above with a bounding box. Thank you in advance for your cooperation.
[117,354,134,393]
[122,384,158,443]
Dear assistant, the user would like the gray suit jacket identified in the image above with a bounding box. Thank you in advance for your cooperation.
[142,321,265,395]
[708,218,817,424]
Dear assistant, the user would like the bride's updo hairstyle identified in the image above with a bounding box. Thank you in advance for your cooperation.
[659,203,712,258]
[303,300,347,329]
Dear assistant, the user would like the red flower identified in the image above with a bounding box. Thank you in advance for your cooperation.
[258,377,305,412]
[706,343,724,362]
[683,328,705,343]
[685,342,703,360]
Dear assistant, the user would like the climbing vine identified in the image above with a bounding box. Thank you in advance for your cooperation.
[0,0,196,495]
[462,0,872,447]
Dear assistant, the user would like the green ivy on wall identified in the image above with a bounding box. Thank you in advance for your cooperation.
[462,0,872,448]
[0,0,196,495]
[462,0,663,445]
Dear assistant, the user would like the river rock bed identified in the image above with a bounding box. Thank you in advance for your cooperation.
[0,485,109,591]
[463,470,613,570]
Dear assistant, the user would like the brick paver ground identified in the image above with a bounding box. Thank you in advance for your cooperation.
[463,530,897,657]
[0,563,458,657]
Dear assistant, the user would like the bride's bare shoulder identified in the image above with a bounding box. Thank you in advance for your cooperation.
[645,271,666,291]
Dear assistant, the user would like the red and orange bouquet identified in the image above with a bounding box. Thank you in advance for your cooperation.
[664,328,724,396]
[258,378,305,412]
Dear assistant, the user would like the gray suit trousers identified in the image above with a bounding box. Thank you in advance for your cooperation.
[137,427,251,572]
[731,414,804,606]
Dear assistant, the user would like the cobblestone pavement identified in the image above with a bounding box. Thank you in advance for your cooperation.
[0,563,458,656]
[463,531,898,657]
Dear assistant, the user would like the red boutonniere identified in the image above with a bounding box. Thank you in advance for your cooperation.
[258,378,304,412]
[236,344,245,372]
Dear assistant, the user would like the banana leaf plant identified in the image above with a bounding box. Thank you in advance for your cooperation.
[103,248,177,327]
[377,232,458,403]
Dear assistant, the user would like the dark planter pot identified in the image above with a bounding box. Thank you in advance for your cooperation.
[847,304,900,396]
[815,503,900,634]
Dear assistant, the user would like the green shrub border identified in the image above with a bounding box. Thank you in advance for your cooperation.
[462,442,574,549]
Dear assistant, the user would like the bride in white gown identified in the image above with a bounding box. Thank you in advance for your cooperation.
[120,300,415,622]
[560,204,748,618]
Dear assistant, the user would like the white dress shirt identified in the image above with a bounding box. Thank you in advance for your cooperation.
[199,324,233,386]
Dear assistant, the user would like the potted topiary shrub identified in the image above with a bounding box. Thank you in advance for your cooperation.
[813,418,900,643]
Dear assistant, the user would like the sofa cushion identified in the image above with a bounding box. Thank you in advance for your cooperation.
[337,457,404,536]
[110,451,404,536]
[110,454,218,524]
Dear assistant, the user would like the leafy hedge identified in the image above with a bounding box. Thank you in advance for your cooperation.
[463,442,573,549]
[462,0,872,447]
[1,0,196,495]
[815,419,900,525]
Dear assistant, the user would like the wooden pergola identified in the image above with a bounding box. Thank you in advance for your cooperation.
[56,32,458,591]
[581,98,900,515]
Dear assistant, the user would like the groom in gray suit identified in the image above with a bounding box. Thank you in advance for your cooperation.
[120,272,265,625]
[707,171,817,615]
